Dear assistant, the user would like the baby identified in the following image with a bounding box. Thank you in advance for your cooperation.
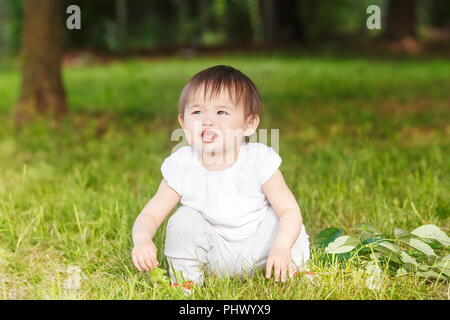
[132,65,310,285]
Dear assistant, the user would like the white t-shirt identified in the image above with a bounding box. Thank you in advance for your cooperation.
[161,142,282,242]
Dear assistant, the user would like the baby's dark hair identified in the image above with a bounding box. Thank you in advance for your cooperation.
[178,65,262,119]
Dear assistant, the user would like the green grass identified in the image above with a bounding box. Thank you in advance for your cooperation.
[0,54,449,299]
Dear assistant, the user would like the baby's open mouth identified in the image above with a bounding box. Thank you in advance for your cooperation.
[201,130,217,143]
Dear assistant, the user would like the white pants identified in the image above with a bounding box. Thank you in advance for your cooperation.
[164,205,311,284]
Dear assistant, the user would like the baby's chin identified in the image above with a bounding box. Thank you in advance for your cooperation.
[192,142,222,155]
[191,141,240,157]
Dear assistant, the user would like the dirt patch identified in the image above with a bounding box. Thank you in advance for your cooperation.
[373,97,448,116]
[397,126,442,147]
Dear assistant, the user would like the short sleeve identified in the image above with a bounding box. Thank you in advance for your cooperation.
[161,156,183,196]
[255,144,282,186]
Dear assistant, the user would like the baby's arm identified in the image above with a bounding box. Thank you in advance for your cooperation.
[132,179,180,271]
[262,169,303,282]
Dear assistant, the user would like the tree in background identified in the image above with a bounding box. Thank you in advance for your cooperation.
[258,0,275,47]
[15,0,67,124]
[385,0,418,40]
[3,0,449,61]
[428,0,450,28]
[0,1,7,57]
[258,0,303,47]
[115,0,128,52]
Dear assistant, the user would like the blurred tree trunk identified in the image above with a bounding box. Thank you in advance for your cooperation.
[259,0,275,47]
[259,0,303,47]
[14,0,67,124]
[0,1,6,56]
[429,0,450,28]
[385,0,417,40]
[116,0,128,51]
[277,0,303,42]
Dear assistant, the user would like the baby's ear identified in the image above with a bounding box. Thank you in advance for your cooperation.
[178,113,184,128]
[243,114,259,136]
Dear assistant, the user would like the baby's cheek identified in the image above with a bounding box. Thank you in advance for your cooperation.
[224,129,245,143]
[184,127,201,144]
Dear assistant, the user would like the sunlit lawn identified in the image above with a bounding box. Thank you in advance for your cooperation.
[0,53,449,299]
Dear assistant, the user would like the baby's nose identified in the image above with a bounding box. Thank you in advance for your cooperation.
[202,117,214,126]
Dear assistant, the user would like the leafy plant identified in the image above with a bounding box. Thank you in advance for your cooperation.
[149,267,170,285]
[314,223,450,281]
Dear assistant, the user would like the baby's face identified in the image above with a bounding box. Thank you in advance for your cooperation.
[179,86,258,157]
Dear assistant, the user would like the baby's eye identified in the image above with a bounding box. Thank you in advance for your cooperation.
[217,110,228,115]
[192,110,202,115]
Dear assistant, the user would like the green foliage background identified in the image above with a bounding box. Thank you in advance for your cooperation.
[2,0,450,54]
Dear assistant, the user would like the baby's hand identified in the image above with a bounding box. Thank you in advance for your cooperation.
[265,243,294,282]
[132,240,159,271]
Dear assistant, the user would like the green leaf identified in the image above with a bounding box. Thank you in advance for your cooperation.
[325,235,361,254]
[372,240,402,264]
[377,240,403,254]
[394,228,410,238]
[314,228,342,249]
[369,252,383,261]
[397,236,436,259]
[417,270,449,281]
[354,223,380,234]
[425,240,445,250]
[401,263,417,273]
[433,256,450,278]
[437,254,450,262]
[395,267,409,277]
[362,236,384,245]
[399,251,431,272]
[433,264,450,278]
[411,224,450,247]
[354,223,382,240]
[150,267,169,284]
[399,251,418,266]
[418,264,431,272]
